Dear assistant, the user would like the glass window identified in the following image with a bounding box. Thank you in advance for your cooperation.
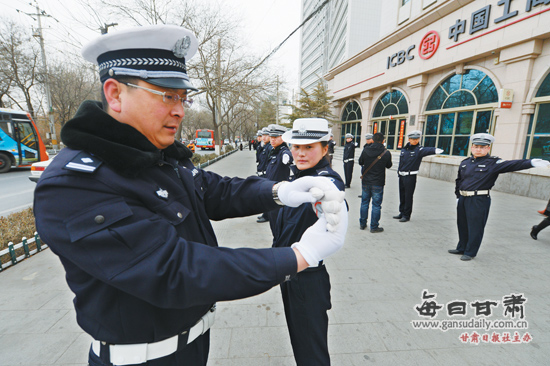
[440,113,455,135]
[452,136,470,156]
[342,101,362,121]
[535,72,550,98]
[529,136,550,159]
[474,111,492,134]
[388,120,397,135]
[461,69,485,91]
[534,103,550,134]
[474,76,498,104]
[443,91,476,109]
[373,90,409,117]
[387,136,395,149]
[424,136,436,147]
[402,0,410,5]
[439,136,452,154]
[426,87,447,111]
[380,120,387,134]
[455,111,474,135]
[383,104,398,116]
[441,73,462,94]
[425,114,439,135]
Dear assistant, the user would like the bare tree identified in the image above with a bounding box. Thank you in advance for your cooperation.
[48,61,100,127]
[0,18,41,116]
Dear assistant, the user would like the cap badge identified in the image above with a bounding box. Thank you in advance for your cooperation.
[173,36,191,58]
[298,124,307,134]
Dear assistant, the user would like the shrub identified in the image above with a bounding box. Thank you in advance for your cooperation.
[0,208,38,267]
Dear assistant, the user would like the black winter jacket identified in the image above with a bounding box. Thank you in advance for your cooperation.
[358,142,392,186]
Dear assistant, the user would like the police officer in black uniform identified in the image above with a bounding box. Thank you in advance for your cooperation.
[343,133,356,188]
[449,133,550,261]
[393,130,443,222]
[32,25,347,366]
[265,124,293,237]
[363,133,374,148]
[256,128,272,223]
[327,132,336,168]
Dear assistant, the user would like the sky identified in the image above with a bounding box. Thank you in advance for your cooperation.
[0,0,303,94]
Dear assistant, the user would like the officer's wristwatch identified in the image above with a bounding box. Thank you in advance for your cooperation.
[272,182,285,205]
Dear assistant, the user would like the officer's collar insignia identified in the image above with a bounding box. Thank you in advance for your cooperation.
[496,159,504,164]
[318,170,329,175]
[191,168,199,176]
[173,36,191,58]
[156,188,169,199]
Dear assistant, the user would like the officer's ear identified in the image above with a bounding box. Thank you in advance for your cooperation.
[103,79,124,113]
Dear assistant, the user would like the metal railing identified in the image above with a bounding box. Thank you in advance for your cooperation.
[0,233,47,272]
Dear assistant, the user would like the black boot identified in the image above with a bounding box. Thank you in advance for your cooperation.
[530,226,539,240]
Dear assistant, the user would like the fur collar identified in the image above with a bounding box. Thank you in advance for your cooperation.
[61,100,192,177]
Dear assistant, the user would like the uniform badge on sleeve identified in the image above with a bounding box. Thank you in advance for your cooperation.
[156,188,169,199]
[283,153,290,165]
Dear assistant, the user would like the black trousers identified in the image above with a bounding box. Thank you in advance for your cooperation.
[398,175,417,219]
[456,195,491,257]
[343,161,354,187]
[88,332,210,366]
[280,266,331,366]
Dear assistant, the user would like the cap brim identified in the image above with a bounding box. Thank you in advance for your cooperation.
[147,78,198,91]
[282,131,330,145]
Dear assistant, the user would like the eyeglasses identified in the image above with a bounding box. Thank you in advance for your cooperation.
[121,82,193,108]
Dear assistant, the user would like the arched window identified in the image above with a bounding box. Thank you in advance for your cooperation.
[341,101,362,146]
[342,101,362,121]
[423,69,498,156]
[524,71,550,159]
[372,89,409,118]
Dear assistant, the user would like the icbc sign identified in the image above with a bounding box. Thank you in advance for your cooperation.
[386,30,440,69]
[419,31,440,60]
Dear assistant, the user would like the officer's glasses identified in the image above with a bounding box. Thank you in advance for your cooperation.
[122,82,193,108]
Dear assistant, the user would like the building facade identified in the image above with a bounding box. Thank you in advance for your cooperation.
[300,0,383,95]
[326,0,550,198]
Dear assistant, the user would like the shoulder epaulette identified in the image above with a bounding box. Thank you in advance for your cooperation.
[64,151,102,173]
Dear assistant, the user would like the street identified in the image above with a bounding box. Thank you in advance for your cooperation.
[0,168,35,217]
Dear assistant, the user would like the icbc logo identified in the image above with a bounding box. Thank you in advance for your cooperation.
[386,30,440,69]
[419,31,440,60]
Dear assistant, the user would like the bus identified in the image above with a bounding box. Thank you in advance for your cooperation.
[0,108,49,173]
[195,129,215,150]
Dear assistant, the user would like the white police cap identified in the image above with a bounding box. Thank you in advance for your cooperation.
[261,128,270,135]
[345,133,354,139]
[257,130,262,136]
[407,130,422,139]
[365,133,373,140]
[268,124,287,137]
[81,25,198,90]
[282,118,330,145]
[471,133,495,146]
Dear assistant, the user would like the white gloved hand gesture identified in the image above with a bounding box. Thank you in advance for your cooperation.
[435,148,444,154]
[311,189,346,231]
[277,176,344,207]
[292,202,348,266]
[531,159,550,168]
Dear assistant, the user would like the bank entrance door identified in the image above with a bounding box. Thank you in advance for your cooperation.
[372,118,407,150]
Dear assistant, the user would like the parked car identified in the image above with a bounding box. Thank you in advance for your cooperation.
[29,158,53,183]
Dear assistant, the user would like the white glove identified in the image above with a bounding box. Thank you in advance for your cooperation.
[312,192,346,231]
[531,159,550,167]
[277,176,342,207]
[436,148,444,154]
[292,203,348,266]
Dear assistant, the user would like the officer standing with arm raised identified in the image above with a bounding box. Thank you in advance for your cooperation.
[343,133,356,188]
[449,133,549,261]
[393,130,443,222]
[32,25,347,366]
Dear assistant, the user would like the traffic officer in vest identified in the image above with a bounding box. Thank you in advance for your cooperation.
[393,130,443,222]
[265,124,293,236]
[449,133,550,261]
[33,25,347,366]
[343,133,356,188]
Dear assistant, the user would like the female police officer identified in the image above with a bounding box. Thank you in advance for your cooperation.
[33,25,347,366]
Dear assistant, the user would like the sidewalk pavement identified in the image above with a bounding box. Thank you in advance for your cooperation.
[1,147,549,366]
